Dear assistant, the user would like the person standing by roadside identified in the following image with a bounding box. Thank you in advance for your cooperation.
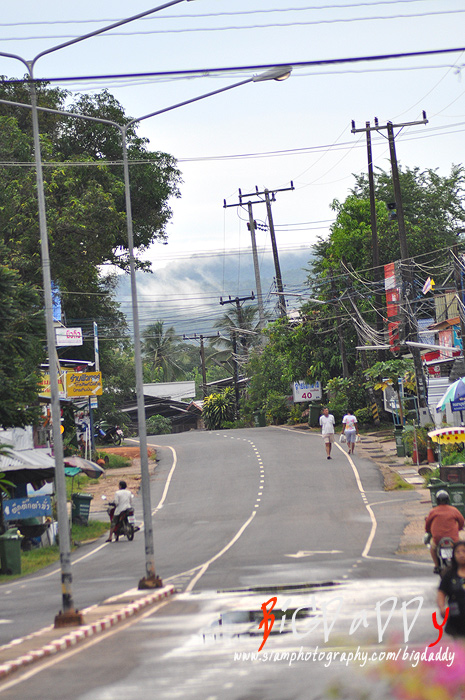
[342,409,359,455]
[319,407,335,459]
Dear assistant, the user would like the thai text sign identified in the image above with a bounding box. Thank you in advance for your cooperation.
[3,496,52,520]
[65,371,102,397]
[39,372,66,399]
[292,381,322,403]
[55,327,83,346]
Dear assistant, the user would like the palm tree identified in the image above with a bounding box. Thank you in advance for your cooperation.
[212,304,262,358]
[141,321,185,382]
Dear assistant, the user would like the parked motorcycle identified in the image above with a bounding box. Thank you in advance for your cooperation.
[105,499,136,541]
[94,421,124,446]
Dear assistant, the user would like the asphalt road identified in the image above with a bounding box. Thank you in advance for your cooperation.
[0,427,442,699]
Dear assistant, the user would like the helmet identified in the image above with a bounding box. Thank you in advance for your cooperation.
[436,490,450,504]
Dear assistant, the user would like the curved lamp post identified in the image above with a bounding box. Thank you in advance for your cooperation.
[0,0,199,627]
[0,61,292,613]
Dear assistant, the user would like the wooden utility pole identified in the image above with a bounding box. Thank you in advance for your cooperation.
[351,115,429,408]
[219,293,255,415]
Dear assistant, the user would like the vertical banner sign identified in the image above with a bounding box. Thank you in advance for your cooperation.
[384,261,401,352]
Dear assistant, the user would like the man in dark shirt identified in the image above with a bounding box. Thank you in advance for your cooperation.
[425,490,464,572]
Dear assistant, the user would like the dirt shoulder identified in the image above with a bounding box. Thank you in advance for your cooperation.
[85,447,157,515]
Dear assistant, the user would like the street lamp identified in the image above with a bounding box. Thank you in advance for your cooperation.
[0,65,292,600]
[0,0,200,627]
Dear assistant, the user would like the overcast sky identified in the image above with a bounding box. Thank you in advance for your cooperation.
[1,1,464,281]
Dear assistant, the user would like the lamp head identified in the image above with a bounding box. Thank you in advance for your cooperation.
[252,66,293,82]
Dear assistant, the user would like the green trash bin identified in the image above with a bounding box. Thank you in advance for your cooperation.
[427,479,465,517]
[253,411,266,428]
[71,493,93,525]
[308,403,322,427]
[0,528,22,575]
[394,427,405,457]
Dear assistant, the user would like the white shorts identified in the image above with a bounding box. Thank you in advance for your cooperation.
[323,433,335,443]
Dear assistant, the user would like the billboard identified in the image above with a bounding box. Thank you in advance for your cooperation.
[65,371,102,398]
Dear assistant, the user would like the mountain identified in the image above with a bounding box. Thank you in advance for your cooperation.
[115,246,315,337]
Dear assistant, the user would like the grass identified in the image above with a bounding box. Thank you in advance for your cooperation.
[387,473,416,491]
[95,452,131,469]
[0,520,109,583]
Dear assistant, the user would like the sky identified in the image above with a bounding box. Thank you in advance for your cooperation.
[1,1,465,331]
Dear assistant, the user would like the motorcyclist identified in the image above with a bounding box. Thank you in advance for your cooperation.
[105,480,134,543]
[425,490,464,573]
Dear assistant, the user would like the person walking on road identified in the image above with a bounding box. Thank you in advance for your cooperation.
[320,407,335,459]
[342,409,359,455]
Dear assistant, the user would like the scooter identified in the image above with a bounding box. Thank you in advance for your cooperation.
[94,422,124,446]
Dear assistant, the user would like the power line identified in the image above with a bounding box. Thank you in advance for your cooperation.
[2,47,464,85]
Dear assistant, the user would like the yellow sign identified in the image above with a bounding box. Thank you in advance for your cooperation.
[65,371,103,398]
[39,372,66,399]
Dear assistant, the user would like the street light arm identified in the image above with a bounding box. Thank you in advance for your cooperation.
[31,0,196,70]
[127,78,253,128]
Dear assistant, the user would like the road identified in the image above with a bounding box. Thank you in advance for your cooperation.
[0,427,441,699]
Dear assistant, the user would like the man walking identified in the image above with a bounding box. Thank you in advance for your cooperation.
[319,407,335,459]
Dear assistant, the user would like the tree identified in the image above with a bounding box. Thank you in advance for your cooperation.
[202,388,235,430]
[0,243,44,428]
[212,304,262,357]
[364,358,415,424]
[312,165,465,275]
[142,321,184,382]
[0,83,182,305]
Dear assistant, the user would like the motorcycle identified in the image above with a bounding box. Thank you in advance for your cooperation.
[437,536,455,575]
[94,421,124,446]
[105,499,136,541]
[424,533,455,575]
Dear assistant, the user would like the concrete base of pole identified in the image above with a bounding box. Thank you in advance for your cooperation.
[138,575,163,590]
[54,609,84,628]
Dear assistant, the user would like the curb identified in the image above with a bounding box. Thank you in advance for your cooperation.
[0,585,174,680]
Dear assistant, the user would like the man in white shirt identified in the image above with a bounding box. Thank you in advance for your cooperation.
[106,480,134,542]
[319,407,335,459]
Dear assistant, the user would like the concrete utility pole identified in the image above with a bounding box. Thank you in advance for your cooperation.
[224,183,294,320]
[219,294,255,414]
[351,115,429,408]
[452,243,465,347]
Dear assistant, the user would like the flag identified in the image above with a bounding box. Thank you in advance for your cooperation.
[422,277,435,295]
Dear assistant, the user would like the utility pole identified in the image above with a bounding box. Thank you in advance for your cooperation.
[183,333,220,398]
[452,243,465,346]
[351,114,429,408]
[224,183,294,320]
[219,293,255,415]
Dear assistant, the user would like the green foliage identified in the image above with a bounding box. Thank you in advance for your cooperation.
[203,387,236,430]
[442,449,465,466]
[401,425,428,461]
[264,391,291,425]
[288,404,306,425]
[221,419,251,430]
[312,165,465,275]
[146,414,172,435]
[94,452,130,470]
[0,244,44,428]
[142,321,184,382]
[354,407,374,425]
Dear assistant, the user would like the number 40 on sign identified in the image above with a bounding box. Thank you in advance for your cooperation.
[292,380,322,403]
